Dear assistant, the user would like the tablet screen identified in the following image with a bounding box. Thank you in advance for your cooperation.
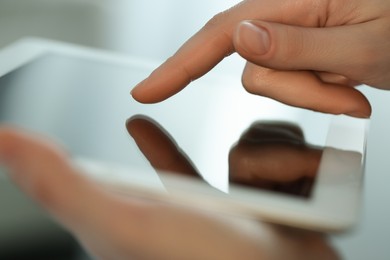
[0,51,367,232]
[0,53,334,197]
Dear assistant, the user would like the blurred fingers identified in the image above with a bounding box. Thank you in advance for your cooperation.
[0,127,145,236]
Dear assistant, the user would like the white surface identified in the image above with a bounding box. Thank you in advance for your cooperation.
[331,88,390,260]
[0,0,244,75]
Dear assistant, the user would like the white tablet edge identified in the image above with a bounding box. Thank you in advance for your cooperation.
[0,37,158,78]
[75,115,368,232]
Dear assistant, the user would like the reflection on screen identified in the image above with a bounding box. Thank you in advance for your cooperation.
[0,51,368,233]
[127,115,322,198]
[0,53,333,200]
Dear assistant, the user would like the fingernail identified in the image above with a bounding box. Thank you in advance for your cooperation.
[237,21,270,55]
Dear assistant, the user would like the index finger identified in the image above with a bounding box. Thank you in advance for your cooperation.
[131,17,234,103]
[131,0,315,103]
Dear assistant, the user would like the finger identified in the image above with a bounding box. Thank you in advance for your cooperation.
[131,26,234,103]
[0,127,144,234]
[0,128,236,260]
[131,0,327,103]
[0,127,171,258]
[0,128,341,260]
[0,127,271,260]
[234,20,385,87]
[126,116,199,177]
[0,127,89,218]
[241,63,371,118]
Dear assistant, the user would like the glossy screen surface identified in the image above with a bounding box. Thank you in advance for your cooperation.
[0,54,343,200]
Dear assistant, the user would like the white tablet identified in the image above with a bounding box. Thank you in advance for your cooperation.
[0,38,368,233]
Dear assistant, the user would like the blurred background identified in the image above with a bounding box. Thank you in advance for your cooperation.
[0,0,244,75]
[0,0,390,259]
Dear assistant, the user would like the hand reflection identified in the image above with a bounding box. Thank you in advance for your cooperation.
[126,116,323,197]
[125,116,339,259]
[229,121,323,197]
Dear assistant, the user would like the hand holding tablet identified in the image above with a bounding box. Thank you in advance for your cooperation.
[0,127,340,260]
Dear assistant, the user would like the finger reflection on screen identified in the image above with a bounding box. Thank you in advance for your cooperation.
[126,116,324,198]
[126,115,200,178]
[229,121,323,198]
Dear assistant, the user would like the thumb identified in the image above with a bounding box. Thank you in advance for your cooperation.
[233,20,376,82]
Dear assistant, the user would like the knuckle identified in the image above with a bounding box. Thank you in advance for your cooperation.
[203,11,229,31]
[347,43,384,84]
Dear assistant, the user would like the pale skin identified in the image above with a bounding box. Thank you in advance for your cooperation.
[131,0,390,118]
[1,0,390,259]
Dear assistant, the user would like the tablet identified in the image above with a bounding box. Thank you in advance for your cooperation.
[0,38,368,233]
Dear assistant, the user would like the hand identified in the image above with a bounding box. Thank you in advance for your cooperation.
[131,0,390,118]
[0,127,339,260]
